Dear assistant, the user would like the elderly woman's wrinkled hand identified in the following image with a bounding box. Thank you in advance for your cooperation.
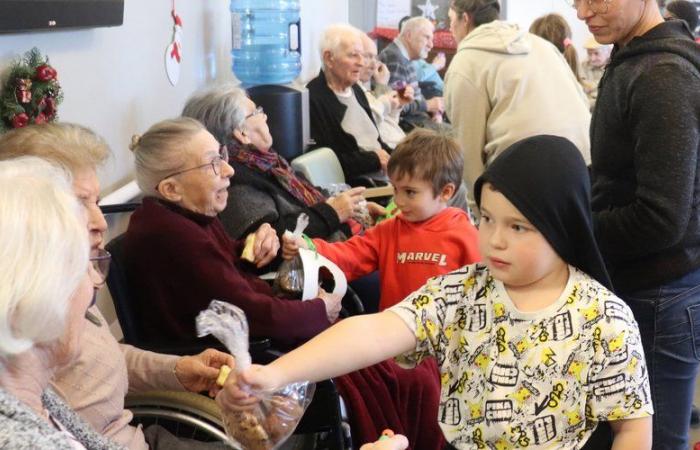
[359,435,409,450]
[281,233,308,260]
[252,223,280,268]
[175,348,236,397]
[326,186,366,222]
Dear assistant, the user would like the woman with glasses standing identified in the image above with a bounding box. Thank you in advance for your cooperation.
[0,123,235,450]
[0,157,123,449]
[124,117,342,347]
[569,0,700,448]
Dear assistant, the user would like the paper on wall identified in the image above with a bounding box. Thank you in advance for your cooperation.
[299,247,347,301]
[377,0,412,28]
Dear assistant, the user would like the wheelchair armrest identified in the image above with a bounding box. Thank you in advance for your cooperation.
[136,338,271,358]
[347,176,379,188]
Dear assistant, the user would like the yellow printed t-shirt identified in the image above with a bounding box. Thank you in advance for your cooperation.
[389,263,653,449]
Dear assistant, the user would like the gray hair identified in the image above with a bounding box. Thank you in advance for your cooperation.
[0,156,88,359]
[182,85,248,146]
[129,117,205,197]
[318,23,363,69]
[399,16,433,38]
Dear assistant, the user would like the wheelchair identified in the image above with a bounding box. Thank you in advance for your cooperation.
[101,202,353,449]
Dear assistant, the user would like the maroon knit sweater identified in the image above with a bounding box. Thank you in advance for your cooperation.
[122,197,329,344]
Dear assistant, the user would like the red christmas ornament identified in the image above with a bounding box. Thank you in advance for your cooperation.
[33,112,48,124]
[11,113,29,128]
[35,64,57,82]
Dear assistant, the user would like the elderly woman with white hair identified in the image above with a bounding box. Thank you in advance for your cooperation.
[0,157,122,449]
[123,117,342,347]
[0,123,235,450]
[182,84,377,243]
[307,23,393,186]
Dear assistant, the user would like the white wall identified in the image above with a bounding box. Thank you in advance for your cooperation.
[0,0,348,193]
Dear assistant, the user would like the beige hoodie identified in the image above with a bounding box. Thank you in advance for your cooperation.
[445,21,591,203]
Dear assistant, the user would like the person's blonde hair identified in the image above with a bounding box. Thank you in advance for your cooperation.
[0,123,109,174]
[0,157,88,359]
[388,128,464,197]
[530,14,581,83]
[129,117,205,197]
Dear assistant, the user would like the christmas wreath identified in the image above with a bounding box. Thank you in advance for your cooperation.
[0,48,63,132]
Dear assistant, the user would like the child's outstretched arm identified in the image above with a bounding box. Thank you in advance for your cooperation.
[231,311,416,395]
[610,417,652,450]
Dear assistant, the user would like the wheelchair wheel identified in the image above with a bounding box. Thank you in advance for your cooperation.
[125,390,228,443]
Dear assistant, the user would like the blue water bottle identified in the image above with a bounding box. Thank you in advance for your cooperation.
[230,0,301,86]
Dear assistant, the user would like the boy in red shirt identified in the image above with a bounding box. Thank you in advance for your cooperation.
[283,128,480,310]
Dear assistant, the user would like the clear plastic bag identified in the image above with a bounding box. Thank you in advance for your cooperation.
[273,213,309,298]
[323,183,374,231]
[196,301,315,450]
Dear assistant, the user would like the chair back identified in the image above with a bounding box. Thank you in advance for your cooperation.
[291,147,345,187]
[105,232,143,344]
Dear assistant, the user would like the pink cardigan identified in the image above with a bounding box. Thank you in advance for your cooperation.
[51,307,183,450]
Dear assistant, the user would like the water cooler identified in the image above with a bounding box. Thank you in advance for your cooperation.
[231,0,309,161]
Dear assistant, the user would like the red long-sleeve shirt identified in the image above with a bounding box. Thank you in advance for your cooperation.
[313,207,481,310]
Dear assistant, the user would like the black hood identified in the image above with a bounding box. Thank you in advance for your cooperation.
[608,20,700,71]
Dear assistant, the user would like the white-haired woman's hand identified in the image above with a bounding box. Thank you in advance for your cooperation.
[252,223,279,268]
[359,435,409,450]
[326,186,366,222]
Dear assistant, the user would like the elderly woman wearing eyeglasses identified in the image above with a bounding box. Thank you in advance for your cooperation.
[0,123,235,450]
[182,85,387,247]
[123,117,342,348]
[0,157,124,449]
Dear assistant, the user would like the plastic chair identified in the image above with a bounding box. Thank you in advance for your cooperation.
[292,147,394,199]
[291,147,346,188]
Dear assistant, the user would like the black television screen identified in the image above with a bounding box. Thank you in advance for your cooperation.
[0,0,124,33]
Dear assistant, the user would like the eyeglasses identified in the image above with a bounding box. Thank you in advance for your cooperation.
[564,0,611,14]
[89,248,111,288]
[156,144,229,189]
[245,106,264,120]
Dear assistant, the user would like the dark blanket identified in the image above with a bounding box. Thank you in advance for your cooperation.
[335,358,445,450]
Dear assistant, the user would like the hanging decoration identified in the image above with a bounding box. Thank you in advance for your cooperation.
[0,48,63,132]
[165,0,183,86]
[417,0,439,21]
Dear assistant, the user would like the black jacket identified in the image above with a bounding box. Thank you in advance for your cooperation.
[307,69,390,182]
[591,20,700,292]
[219,160,349,241]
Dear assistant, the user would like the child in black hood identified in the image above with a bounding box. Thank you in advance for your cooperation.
[218,136,653,449]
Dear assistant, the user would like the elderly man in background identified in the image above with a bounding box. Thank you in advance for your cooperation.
[307,24,392,186]
[378,16,444,129]
[358,32,408,149]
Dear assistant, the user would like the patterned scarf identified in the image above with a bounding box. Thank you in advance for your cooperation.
[230,143,327,207]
